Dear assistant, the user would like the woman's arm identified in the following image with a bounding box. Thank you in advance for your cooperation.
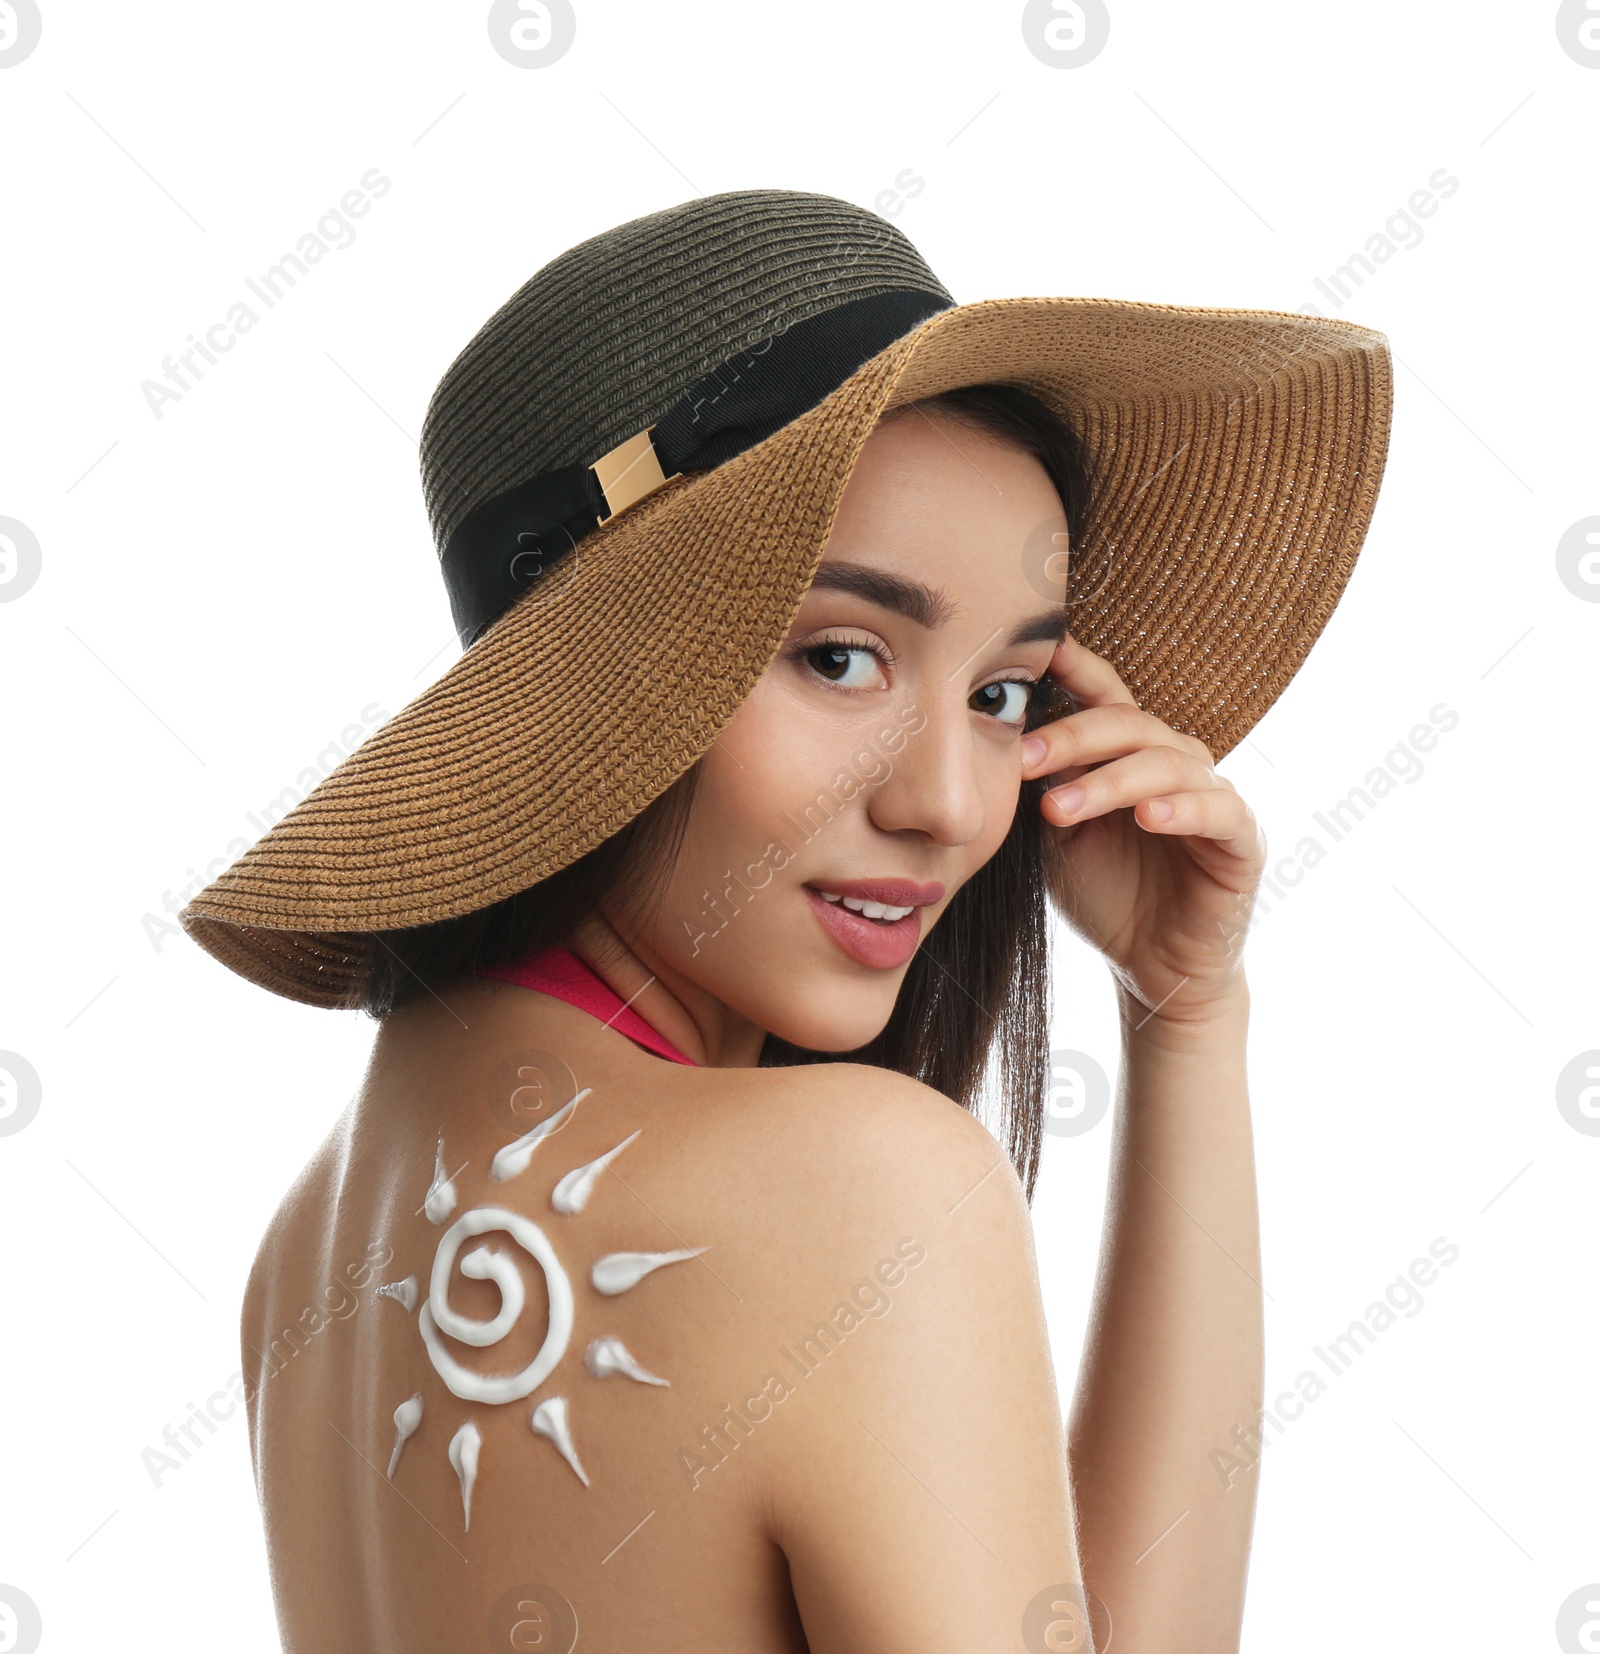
[1067,981,1261,1651]
[1018,631,1268,1649]
[752,1066,1092,1653]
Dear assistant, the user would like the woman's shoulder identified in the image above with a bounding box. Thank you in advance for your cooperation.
[690,1056,1013,1168]
[679,1058,1029,1237]
[658,1058,1040,1360]
[667,1061,1076,1621]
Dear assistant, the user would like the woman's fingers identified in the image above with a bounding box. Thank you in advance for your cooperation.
[1021,635,1216,781]
[1024,637,1235,847]
[1039,744,1231,834]
[1023,698,1215,782]
[1047,753,1265,871]
[1131,786,1265,866]
[1042,632,1139,710]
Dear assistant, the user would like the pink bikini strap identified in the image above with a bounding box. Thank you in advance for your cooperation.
[474,945,698,1067]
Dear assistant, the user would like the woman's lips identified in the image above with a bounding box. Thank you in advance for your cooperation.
[808,876,946,909]
[801,879,943,970]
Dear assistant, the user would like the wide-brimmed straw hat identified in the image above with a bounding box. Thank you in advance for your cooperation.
[180,187,1393,1009]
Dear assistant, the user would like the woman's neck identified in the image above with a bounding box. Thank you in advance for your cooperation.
[563,909,769,1069]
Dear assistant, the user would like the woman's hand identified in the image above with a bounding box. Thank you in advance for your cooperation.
[1021,633,1266,1028]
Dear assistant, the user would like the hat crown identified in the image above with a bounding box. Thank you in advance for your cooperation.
[419,189,952,557]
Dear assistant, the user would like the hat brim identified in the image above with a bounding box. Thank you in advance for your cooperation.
[181,295,1392,1006]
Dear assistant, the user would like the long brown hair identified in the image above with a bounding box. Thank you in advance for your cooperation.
[361,382,1097,1201]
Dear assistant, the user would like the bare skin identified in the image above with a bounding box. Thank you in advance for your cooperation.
[242,405,1266,1651]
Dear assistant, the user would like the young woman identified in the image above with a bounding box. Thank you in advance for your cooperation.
[185,190,1391,1652]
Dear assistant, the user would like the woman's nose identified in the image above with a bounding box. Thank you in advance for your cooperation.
[864,694,989,847]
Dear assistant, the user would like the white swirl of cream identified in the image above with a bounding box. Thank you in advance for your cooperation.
[418,1205,574,1404]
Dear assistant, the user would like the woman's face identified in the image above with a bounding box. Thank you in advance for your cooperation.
[605,404,1070,1054]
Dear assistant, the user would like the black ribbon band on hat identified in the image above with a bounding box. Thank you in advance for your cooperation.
[440,286,953,648]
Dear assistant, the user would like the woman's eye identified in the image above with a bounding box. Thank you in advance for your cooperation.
[971,680,1033,726]
[806,644,887,690]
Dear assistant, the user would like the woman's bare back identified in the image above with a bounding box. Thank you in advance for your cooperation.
[242,976,1082,1652]
[241,975,824,1650]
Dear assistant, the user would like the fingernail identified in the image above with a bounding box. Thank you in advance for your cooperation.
[1148,798,1175,821]
[1050,784,1084,817]
[1021,736,1047,767]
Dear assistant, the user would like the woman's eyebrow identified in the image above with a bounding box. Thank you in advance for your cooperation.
[808,562,952,627]
[810,562,1068,649]
[1005,609,1072,648]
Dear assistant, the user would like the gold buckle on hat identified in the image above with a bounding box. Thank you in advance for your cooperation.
[590,424,682,522]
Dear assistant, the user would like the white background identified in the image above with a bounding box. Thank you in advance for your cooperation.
[1,2,1595,1649]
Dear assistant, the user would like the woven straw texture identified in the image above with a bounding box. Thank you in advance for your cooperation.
[180,196,1393,1010]
[420,189,953,557]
